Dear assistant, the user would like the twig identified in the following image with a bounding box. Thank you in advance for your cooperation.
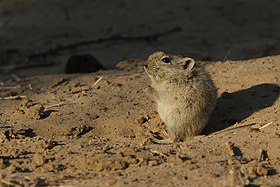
[259,122,273,130]
[71,87,90,94]
[94,76,103,86]
[225,142,236,157]
[225,142,242,157]
[0,95,26,100]
[45,102,66,109]
[149,149,168,158]
[210,123,254,136]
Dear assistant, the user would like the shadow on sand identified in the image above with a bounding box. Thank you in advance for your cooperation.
[205,83,280,134]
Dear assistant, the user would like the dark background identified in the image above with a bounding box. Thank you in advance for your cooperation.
[0,0,279,79]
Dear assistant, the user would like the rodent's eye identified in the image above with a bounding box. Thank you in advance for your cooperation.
[161,57,171,64]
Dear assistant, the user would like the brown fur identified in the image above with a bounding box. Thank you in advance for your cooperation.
[144,51,217,143]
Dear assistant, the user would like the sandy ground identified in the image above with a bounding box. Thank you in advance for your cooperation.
[0,56,279,186]
[0,0,280,186]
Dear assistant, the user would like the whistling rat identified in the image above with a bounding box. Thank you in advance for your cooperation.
[144,51,217,144]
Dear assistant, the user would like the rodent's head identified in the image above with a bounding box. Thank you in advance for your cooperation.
[144,51,196,83]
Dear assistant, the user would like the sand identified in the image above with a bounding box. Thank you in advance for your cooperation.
[0,56,279,186]
[0,0,280,186]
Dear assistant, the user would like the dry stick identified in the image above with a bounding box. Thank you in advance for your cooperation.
[26,27,182,60]
[0,95,26,100]
[209,122,240,136]
[71,88,90,94]
[149,149,168,159]
[94,76,103,86]
[45,102,66,109]
[259,122,273,130]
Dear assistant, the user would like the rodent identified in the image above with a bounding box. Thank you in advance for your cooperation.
[144,51,217,144]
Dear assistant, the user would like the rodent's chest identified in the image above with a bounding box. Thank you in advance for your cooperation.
[154,83,193,99]
[155,85,197,108]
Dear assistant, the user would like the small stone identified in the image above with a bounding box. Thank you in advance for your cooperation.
[137,116,148,124]
[33,153,45,166]
[43,162,55,172]
[225,142,242,157]
[106,179,118,186]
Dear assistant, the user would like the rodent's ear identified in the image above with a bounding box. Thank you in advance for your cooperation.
[181,57,195,71]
